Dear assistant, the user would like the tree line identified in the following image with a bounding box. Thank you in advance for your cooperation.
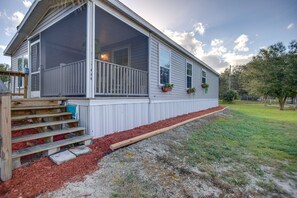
[220,40,297,110]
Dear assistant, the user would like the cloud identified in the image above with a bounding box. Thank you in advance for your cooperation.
[193,22,205,35]
[23,0,32,8]
[287,23,294,30]
[234,34,249,52]
[163,29,205,58]
[208,39,227,56]
[222,52,253,66]
[4,11,25,36]
[211,39,223,47]
[163,27,253,72]
[0,45,6,51]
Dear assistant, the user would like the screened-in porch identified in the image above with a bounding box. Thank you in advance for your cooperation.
[38,3,148,98]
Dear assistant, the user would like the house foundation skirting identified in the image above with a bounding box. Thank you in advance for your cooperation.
[68,98,218,138]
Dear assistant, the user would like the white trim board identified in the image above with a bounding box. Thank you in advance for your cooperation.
[68,98,150,106]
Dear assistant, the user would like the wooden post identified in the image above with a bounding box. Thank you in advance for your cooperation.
[0,92,12,181]
[24,74,28,98]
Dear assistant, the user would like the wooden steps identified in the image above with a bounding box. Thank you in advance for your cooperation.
[12,127,85,143]
[12,119,79,131]
[10,98,92,169]
[12,112,72,121]
[12,135,92,159]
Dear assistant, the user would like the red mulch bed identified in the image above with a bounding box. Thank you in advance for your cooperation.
[0,106,224,197]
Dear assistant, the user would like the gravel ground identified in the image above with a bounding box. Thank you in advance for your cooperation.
[42,110,296,198]
[43,111,230,198]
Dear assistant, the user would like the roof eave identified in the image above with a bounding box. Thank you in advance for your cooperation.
[3,0,41,56]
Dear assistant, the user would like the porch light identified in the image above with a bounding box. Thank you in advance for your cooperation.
[100,53,109,61]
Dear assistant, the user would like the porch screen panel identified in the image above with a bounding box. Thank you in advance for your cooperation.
[31,43,40,91]
[41,5,87,96]
[94,6,149,96]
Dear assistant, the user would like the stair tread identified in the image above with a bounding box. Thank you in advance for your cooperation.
[12,119,79,131]
[11,105,66,111]
[12,112,72,121]
[12,135,92,159]
[12,97,67,102]
[12,127,85,143]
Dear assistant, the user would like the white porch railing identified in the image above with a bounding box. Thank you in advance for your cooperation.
[95,60,148,96]
[42,60,86,96]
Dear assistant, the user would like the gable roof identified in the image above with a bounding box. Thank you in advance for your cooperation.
[4,0,219,75]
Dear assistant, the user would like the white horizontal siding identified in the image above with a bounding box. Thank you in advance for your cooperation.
[69,98,218,138]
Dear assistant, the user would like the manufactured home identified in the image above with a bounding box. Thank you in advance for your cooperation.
[4,0,219,138]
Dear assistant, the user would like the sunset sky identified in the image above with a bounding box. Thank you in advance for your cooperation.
[0,0,296,72]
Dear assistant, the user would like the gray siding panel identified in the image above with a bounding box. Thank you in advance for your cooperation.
[149,35,219,100]
[11,41,28,71]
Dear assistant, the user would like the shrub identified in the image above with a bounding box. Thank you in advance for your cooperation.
[223,90,238,102]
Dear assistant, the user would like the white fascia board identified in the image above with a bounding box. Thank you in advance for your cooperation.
[68,98,150,106]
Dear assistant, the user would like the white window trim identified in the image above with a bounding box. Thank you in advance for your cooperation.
[158,43,171,86]
[111,45,131,66]
[201,69,207,84]
[186,60,193,89]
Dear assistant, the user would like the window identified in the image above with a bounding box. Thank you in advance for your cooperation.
[159,45,171,85]
[186,62,193,88]
[17,55,28,87]
[202,69,207,84]
[113,48,129,66]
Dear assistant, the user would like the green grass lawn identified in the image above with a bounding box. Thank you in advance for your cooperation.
[176,101,297,196]
[222,100,297,123]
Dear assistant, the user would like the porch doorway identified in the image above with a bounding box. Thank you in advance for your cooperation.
[30,39,40,97]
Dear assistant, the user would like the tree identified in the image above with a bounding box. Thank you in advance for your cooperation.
[0,64,9,83]
[219,65,248,99]
[243,41,297,110]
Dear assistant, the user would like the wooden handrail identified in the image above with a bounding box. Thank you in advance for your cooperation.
[0,70,26,77]
[0,70,28,98]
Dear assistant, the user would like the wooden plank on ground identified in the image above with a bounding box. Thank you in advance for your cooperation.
[110,107,228,151]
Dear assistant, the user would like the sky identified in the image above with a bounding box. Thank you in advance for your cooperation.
[0,0,296,72]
